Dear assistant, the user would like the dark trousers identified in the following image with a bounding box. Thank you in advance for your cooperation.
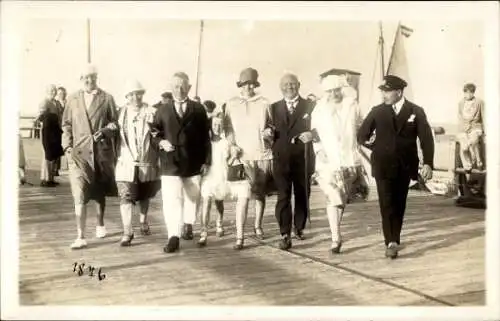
[273,156,311,236]
[375,174,411,246]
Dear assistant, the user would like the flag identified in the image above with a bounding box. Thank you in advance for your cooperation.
[386,23,413,100]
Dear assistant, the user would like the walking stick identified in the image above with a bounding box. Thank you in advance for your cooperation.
[304,143,312,226]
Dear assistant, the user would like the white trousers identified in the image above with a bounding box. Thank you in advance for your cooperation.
[161,175,201,238]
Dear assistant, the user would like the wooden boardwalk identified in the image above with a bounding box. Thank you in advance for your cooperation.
[18,139,485,306]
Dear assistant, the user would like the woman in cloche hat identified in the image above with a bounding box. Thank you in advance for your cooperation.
[114,79,161,246]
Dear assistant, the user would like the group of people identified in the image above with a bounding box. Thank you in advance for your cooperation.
[26,62,441,260]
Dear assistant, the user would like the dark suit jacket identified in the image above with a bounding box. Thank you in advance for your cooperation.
[265,97,315,175]
[357,99,434,180]
[150,99,211,177]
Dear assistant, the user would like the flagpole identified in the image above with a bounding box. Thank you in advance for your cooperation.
[386,21,401,75]
[86,18,91,63]
[378,21,385,79]
[194,20,204,97]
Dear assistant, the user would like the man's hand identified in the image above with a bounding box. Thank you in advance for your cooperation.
[159,139,175,152]
[297,131,313,143]
[420,164,433,181]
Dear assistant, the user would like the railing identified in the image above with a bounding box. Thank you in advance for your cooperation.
[20,116,41,139]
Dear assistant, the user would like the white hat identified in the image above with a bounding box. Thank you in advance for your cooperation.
[321,75,345,92]
[80,64,98,78]
[124,79,145,97]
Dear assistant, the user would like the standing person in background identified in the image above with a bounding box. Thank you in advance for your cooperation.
[357,75,434,259]
[54,86,67,176]
[457,83,485,176]
[149,72,211,253]
[223,67,274,249]
[203,100,217,115]
[56,87,67,110]
[263,73,315,251]
[153,92,173,109]
[115,80,161,246]
[37,84,64,187]
[62,64,119,250]
[19,134,27,185]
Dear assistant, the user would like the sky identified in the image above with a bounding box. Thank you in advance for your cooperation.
[20,18,484,127]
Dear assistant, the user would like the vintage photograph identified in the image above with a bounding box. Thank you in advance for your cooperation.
[2,1,499,320]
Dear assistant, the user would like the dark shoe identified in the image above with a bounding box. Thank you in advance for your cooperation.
[40,180,49,187]
[293,228,305,240]
[140,222,151,236]
[48,181,59,186]
[330,241,342,254]
[385,242,398,259]
[278,235,292,251]
[182,224,193,240]
[233,238,244,250]
[164,236,180,253]
[254,227,264,240]
[120,233,134,247]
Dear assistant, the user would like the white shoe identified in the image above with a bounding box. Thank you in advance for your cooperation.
[70,238,87,249]
[96,226,107,238]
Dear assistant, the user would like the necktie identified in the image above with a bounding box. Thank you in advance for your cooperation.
[176,102,185,117]
[287,101,295,115]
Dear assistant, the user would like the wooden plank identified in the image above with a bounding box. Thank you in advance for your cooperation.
[16,139,486,306]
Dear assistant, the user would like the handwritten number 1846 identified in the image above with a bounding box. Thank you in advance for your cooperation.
[73,262,106,281]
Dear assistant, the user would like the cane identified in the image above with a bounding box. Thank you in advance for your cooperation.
[304,143,312,227]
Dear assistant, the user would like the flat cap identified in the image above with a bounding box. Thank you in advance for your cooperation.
[378,75,407,91]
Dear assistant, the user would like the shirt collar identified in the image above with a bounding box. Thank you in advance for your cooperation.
[285,96,299,105]
[174,98,187,104]
[393,97,405,111]
[240,94,262,103]
[84,89,98,95]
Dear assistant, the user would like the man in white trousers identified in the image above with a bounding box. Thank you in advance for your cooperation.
[149,72,211,253]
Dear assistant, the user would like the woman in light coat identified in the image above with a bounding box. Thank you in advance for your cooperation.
[311,75,367,254]
[115,80,161,246]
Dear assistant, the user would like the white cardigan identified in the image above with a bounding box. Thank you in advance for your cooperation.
[311,96,363,173]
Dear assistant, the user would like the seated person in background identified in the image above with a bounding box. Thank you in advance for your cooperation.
[457,83,484,173]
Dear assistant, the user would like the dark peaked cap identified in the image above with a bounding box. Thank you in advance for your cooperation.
[378,75,408,91]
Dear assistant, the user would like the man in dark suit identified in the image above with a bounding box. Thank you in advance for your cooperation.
[264,73,315,250]
[357,75,434,259]
[150,72,211,253]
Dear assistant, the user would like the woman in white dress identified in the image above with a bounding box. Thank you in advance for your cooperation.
[311,75,367,254]
[198,109,252,248]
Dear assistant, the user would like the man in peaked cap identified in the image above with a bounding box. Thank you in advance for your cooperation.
[357,75,434,259]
